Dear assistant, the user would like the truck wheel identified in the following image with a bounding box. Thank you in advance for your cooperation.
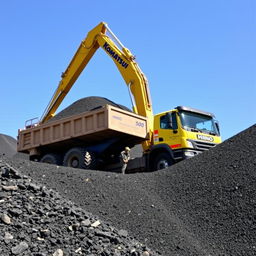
[40,154,62,165]
[63,147,98,170]
[153,152,173,170]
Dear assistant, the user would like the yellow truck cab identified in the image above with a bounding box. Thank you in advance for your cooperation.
[153,106,221,163]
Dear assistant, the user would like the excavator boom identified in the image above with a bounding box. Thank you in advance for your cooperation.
[40,22,153,149]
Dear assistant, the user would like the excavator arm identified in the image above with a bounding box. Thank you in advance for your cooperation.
[40,22,154,149]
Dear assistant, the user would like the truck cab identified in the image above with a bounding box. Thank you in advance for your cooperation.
[153,106,221,162]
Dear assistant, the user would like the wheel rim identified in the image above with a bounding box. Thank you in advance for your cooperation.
[69,157,79,168]
[157,159,169,170]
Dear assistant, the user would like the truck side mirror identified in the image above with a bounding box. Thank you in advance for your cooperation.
[215,121,220,135]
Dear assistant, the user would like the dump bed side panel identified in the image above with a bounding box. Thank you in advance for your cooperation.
[17,105,148,155]
[108,107,147,138]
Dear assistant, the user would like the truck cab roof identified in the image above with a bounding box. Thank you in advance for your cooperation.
[175,106,215,118]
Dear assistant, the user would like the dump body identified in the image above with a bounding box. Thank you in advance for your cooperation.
[17,105,148,157]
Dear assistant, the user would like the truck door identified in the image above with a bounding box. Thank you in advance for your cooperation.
[157,112,181,149]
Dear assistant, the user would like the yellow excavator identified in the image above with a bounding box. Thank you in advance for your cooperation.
[40,22,154,150]
[19,22,221,171]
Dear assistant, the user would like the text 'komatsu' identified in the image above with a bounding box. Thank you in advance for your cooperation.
[103,43,129,69]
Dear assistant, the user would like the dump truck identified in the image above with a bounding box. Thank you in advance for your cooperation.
[17,105,148,169]
[17,22,221,171]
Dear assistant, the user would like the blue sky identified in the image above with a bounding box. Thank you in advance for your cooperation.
[0,0,255,141]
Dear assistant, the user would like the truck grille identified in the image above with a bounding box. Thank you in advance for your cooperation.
[193,140,217,151]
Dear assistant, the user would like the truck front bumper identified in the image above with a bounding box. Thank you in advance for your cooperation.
[173,148,202,161]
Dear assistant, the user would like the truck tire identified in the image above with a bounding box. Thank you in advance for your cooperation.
[153,152,174,170]
[63,147,98,170]
[40,153,62,165]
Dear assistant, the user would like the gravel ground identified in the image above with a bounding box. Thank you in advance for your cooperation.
[2,96,256,255]
[0,159,159,256]
[4,124,256,255]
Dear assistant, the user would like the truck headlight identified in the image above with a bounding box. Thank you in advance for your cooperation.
[187,140,194,148]
[184,151,195,157]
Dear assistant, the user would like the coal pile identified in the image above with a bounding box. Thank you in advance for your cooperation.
[0,159,159,256]
[48,96,131,122]
[6,124,256,255]
[0,134,17,158]
[0,134,28,160]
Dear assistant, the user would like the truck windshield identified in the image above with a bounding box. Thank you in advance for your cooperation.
[180,111,219,135]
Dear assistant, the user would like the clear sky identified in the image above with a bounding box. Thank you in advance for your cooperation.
[0,0,255,141]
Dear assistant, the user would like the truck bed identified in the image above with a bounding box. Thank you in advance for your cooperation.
[17,105,148,156]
